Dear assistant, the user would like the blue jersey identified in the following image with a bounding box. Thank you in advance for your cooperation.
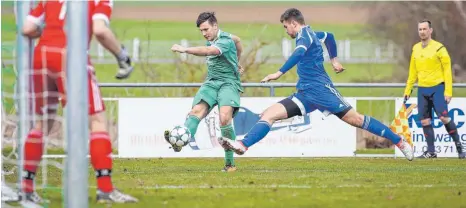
[294,26,332,90]
[278,27,350,116]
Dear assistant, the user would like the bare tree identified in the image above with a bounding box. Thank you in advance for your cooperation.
[365,1,466,82]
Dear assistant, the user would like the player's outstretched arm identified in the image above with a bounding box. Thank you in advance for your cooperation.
[171,44,221,57]
[278,46,306,74]
[93,19,133,79]
[261,46,306,83]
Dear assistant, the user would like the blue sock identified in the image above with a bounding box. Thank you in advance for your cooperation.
[241,120,271,148]
[362,116,401,144]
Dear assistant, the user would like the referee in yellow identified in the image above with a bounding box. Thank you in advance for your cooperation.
[404,19,465,159]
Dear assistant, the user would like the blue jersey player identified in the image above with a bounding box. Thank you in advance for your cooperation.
[219,8,414,161]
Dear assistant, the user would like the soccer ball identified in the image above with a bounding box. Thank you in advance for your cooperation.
[168,125,191,147]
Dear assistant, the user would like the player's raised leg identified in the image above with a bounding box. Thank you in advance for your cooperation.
[312,84,414,161]
[219,96,298,155]
[341,109,414,160]
[87,68,138,203]
[164,84,214,152]
[181,101,210,151]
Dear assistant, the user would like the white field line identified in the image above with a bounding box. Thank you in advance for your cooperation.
[52,183,466,190]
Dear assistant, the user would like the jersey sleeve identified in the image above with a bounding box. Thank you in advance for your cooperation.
[27,2,45,26]
[315,31,327,42]
[92,0,113,25]
[315,31,337,59]
[295,30,313,51]
[212,37,232,55]
[436,46,453,96]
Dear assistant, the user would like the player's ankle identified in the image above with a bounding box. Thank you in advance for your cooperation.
[239,140,248,149]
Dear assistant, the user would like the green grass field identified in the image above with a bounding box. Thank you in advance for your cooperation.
[3,157,466,208]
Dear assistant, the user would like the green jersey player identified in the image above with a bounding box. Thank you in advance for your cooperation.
[168,12,243,172]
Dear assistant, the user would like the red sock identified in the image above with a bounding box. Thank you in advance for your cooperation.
[90,132,113,192]
[22,130,44,193]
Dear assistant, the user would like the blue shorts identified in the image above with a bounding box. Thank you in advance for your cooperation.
[286,83,352,117]
[418,83,448,120]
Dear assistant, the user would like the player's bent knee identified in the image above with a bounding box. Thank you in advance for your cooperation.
[90,111,108,133]
[219,107,233,126]
[219,116,232,126]
[420,118,431,126]
[190,102,209,118]
[260,101,294,123]
[439,116,451,124]
[341,108,364,127]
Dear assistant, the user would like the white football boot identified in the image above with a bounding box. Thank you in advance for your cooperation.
[395,136,414,161]
[218,137,248,155]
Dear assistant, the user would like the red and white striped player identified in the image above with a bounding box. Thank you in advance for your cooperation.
[21,0,137,204]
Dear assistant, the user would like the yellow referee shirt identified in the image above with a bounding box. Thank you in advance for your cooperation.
[404,39,453,97]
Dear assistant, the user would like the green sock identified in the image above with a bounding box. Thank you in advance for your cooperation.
[184,115,200,137]
[221,124,236,166]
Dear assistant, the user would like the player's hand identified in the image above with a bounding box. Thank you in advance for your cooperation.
[171,44,187,53]
[238,65,244,75]
[445,96,452,104]
[331,58,345,73]
[115,45,134,79]
[403,95,409,104]
[261,71,283,83]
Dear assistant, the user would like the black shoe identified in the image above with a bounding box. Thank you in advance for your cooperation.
[458,152,466,159]
[416,151,437,158]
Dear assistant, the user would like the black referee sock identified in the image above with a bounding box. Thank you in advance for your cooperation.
[422,125,436,153]
[444,120,462,153]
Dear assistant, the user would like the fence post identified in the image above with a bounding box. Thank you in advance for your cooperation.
[270,86,275,96]
[282,38,291,59]
[97,43,104,61]
[388,41,394,59]
[133,38,140,62]
[180,39,189,62]
[375,45,381,61]
[344,40,351,61]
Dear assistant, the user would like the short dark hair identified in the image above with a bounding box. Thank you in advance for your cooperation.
[280,8,305,25]
[196,12,217,27]
[419,19,432,28]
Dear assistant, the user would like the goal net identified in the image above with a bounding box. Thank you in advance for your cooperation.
[2,1,90,207]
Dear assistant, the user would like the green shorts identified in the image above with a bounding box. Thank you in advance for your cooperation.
[192,80,241,116]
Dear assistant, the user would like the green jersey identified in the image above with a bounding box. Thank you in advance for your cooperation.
[205,30,242,91]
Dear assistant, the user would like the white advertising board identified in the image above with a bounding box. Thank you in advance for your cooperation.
[118,97,357,158]
[395,98,466,157]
